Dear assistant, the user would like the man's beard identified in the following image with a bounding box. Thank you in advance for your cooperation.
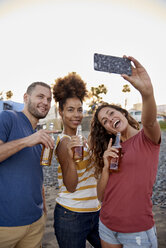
[27,99,49,120]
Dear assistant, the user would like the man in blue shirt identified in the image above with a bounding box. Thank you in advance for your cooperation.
[0,82,54,248]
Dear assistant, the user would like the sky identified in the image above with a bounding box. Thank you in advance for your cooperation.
[0,0,166,110]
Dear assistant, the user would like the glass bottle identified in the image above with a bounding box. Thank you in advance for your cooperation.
[110,132,122,173]
[73,125,84,163]
[40,122,55,166]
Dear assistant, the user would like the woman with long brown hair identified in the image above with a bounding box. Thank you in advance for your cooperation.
[89,56,161,248]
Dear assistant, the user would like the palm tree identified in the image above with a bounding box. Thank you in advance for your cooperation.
[88,84,107,112]
[122,84,130,109]
[0,91,4,100]
[6,91,13,100]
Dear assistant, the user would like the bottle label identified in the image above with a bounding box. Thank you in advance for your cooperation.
[40,147,53,166]
[110,147,122,173]
[73,146,84,163]
[42,148,50,159]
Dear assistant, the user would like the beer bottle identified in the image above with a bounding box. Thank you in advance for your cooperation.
[73,125,84,163]
[110,132,122,173]
[40,122,55,166]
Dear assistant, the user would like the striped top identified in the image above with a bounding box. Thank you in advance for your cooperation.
[55,133,101,212]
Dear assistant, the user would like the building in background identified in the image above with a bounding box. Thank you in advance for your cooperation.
[0,100,24,112]
[0,100,62,130]
[38,105,62,130]
[128,109,142,123]
[133,103,142,111]
[129,103,166,123]
[157,104,166,116]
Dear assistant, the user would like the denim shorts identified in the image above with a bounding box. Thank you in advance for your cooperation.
[99,219,158,248]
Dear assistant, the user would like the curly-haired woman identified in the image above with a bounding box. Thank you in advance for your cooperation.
[52,72,101,248]
[89,57,161,248]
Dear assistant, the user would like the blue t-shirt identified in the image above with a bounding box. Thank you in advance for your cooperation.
[0,110,43,227]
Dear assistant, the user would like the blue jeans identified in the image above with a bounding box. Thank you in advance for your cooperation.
[54,203,101,248]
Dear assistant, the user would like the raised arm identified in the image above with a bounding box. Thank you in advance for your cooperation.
[122,56,161,144]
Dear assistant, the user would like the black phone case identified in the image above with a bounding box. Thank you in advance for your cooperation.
[94,53,132,76]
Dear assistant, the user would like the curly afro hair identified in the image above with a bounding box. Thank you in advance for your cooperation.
[53,72,88,110]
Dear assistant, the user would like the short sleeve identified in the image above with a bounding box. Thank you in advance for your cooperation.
[0,111,13,142]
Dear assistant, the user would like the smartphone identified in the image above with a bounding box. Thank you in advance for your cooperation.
[94,53,132,76]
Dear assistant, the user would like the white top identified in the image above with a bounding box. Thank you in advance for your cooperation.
[55,133,101,212]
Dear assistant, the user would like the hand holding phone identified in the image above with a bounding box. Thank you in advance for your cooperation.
[94,53,132,76]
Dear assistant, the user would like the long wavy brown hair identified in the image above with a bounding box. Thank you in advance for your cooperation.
[89,103,140,178]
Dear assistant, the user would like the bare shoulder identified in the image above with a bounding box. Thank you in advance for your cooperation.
[56,136,70,155]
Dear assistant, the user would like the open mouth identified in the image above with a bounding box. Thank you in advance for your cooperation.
[113,120,120,129]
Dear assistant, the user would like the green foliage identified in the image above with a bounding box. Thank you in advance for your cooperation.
[0,90,13,100]
[0,91,3,100]
[159,121,166,130]
[88,84,107,113]
[122,84,130,93]
[6,91,13,100]
[122,84,131,108]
